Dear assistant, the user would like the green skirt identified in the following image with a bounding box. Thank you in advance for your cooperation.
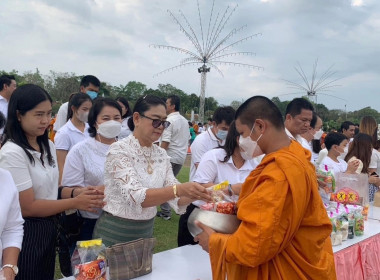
[93,211,154,247]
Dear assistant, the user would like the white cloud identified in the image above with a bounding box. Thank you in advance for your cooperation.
[0,0,379,112]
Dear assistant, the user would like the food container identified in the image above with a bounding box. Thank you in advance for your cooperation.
[187,208,241,237]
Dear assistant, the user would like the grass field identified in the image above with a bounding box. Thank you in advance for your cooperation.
[55,166,190,279]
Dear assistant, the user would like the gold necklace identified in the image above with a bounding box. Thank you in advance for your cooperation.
[143,153,153,174]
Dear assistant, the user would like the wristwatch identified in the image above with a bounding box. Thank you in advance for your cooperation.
[1,264,19,276]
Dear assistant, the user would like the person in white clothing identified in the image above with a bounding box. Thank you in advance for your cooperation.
[0,75,17,138]
[0,118,23,280]
[300,112,323,163]
[189,106,236,182]
[319,132,358,176]
[115,96,132,139]
[158,95,191,220]
[0,84,104,280]
[284,98,314,152]
[54,75,100,132]
[92,95,211,247]
[55,93,92,184]
[61,98,122,246]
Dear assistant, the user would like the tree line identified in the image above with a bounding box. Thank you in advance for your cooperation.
[2,69,379,129]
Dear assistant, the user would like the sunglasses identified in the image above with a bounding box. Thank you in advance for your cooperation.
[140,114,171,129]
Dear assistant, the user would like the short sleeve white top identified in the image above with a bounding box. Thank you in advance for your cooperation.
[0,168,24,266]
[53,102,68,132]
[193,148,259,207]
[103,134,187,220]
[55,119,90,151]
[161,112,189,165]
[189,127,223,181]
[118,117,132,140]
[61,137,110,219]
[369,148,380,174]
[319,156,347,177]
[0,141,58,200]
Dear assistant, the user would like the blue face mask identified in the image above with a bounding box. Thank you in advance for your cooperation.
[216,129,228,140]
[87,91,98,100]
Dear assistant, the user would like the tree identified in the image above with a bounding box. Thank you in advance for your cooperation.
[230,100,242,110]
[21,68,45,88]
[44,71,80,102]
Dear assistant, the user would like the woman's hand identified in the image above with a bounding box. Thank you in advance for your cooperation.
[194,221,215,253]
[1,267,15,280]
[369,175,380,186]
[73,189,105,212]
[346,159,360,174]
[177,182,212,202]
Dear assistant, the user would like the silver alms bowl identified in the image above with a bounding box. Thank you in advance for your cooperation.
[187,207,241,237]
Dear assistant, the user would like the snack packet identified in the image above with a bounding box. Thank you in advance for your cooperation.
[354,210,364,236]
[75,259,106,280]
[207,181,229,202]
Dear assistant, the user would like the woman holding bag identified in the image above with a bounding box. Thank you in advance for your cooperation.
[93,95,211,246]
[0,84,104,280]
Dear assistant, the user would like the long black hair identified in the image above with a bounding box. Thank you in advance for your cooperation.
[220,121,240,163]
[127,95,166,131]
[3,84,54,167]
[67,93,92,121]
[115,96,132,118]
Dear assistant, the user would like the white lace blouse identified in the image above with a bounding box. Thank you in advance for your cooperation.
[103,134,186,220]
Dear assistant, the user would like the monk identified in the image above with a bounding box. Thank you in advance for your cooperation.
[195,96,336,280]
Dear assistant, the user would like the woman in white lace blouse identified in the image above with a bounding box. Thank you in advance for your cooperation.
[93,95,211,246]
[61,98,123,245]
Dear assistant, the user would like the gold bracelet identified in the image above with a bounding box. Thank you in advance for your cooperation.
[173,185,179,198]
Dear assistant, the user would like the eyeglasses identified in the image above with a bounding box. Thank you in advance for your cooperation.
[140,114,171,129]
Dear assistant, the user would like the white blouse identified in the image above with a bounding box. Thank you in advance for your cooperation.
[103,134,186,220]
[61,137,110,219]
[0,141,58,200]
[0,168,24,266]
[118,117,132,140]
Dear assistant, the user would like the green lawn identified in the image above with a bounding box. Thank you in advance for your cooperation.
[55,166,190,279]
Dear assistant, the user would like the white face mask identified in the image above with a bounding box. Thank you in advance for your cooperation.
[97,120,121,139]
[238,124,263,160]
[77,111,89,123]
[314,129,323,140]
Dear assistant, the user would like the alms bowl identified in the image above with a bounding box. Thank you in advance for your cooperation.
[187,207,241,237]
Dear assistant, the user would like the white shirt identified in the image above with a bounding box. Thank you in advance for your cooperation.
[103,134,186,220]
[53,102,68,132]
[55,119,90,151]
[369,148,380,174]
[189,127,223,181]
[198,126,204,133]
[161,112,189,165]
[285,128,313,163]
[319,156,347,176]
[118,117,132,140]
[0,95,8,135]
[61,138,110,219]
[0,141,58,200]
[0,168,24,266]
[192,148,259,207]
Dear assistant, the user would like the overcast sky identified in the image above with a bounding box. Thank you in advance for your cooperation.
[1,0,379,112]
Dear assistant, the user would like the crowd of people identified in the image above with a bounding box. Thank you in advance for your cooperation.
[0,73,379,279]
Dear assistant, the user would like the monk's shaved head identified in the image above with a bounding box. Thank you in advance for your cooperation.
[235,96,284,130]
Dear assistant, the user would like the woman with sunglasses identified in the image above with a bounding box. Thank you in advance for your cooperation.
[93,95,211,246]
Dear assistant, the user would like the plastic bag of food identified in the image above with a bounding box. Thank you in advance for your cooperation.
[354,210,364,236]
[318,166,336,193]
[206,181,230,202]
[71,239,106,278]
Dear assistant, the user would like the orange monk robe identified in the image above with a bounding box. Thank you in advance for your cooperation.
[209,140,336,280]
